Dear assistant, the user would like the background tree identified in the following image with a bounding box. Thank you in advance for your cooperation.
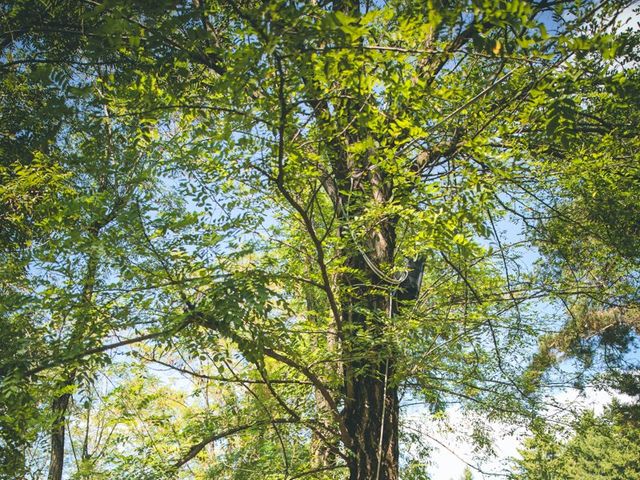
[513,398,640,480]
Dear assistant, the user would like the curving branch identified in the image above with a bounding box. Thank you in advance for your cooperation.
[172,418,299,470]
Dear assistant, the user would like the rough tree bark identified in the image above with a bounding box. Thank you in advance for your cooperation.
[339,172,402,480]
[340,236,423,480]
[47,388,71,480]
[322,0,426,463]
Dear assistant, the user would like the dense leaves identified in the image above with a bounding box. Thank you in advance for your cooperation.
[514,399,640,480]
[1,1,639,479]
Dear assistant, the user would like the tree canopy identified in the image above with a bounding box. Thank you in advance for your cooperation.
[1,1,639,479]
[514,397,640,480]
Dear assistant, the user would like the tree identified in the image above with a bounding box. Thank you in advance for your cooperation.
[1,18,171,477]
[1,1,638,479]
[513,400,640,479]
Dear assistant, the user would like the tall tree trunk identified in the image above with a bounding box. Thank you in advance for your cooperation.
[344,351,400,480]
[340,168,403,480]
[317,2,423,475]
[343,258,423,480]
[341,269,402,480]
[48,388,71,480]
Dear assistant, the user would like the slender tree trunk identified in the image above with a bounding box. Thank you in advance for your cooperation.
[48,388,71,480]
[307,291,338,467]
[47,240,98,479]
